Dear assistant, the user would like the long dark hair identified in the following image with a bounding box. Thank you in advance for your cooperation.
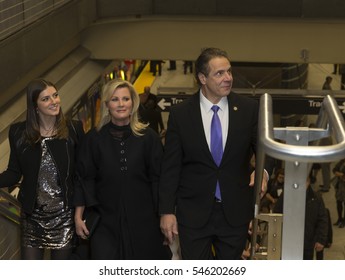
[25,78,68,144]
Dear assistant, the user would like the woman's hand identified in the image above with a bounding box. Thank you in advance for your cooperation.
[75,206,90,239]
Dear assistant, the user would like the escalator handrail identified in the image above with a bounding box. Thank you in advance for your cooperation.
[0,203,20,225]
[0,188,21,208]
[0,187,20,224]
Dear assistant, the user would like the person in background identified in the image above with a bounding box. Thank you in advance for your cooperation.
[332,64,338,75]
[0,78,84,259]
[150,60,163,76]
[274,173,328,260]
[339,64,345,90]
[139,86,165,137]
[139,86,157,105]
[331,159,345,228]
[183,60,194,74]
[75,79,171,260]
[159,47,268,260]
[316,208,332,260]
[322,76,333,90]
[260,168,284,213]
[307,122,332,193]
[168,60,176,70]
[139,99,165,136]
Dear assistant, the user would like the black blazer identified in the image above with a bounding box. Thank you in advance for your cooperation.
[0,120,84,214]
[159,91,259,228]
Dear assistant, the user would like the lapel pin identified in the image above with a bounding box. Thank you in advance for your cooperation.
[233,106,238,111]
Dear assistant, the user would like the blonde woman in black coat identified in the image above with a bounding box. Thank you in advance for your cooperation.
[75,79,171,260]
[0,79,84,259]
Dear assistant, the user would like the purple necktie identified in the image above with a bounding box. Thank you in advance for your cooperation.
[211,105,223,200]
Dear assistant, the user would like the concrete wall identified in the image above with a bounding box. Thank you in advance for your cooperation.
[0,0,97,110]
[85,0,345,63]
[81,16,345,64]
[96,0,345,18]
[1,0,345,110]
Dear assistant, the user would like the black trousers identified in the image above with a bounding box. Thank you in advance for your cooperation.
[178,202,249,260]
[304,248,325,260]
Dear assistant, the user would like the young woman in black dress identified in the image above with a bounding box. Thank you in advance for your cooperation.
[0,78,84,259]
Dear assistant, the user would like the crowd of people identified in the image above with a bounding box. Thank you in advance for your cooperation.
[0,47,339,260]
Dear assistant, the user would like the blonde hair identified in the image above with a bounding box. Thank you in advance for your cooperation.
[97,79,148,136]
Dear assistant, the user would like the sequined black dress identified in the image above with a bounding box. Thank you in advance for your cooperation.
[21,137,74,249]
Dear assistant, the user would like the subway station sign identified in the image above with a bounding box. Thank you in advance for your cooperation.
[157,93,345,115]
[157,95,188,111]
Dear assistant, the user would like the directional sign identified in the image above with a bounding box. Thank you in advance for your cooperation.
[338,101,345,113]
[157,93,345,115]
[249,95,345,115]
[157,95,191,111]
[157,98,171,110]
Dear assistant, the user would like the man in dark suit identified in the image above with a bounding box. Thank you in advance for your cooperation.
[159,47,267,260]
[139,86,165,135]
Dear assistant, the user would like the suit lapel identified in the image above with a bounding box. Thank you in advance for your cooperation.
[188,93,214,162]
[222,93,238,162]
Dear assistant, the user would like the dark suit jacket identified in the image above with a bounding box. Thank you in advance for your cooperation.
[159,91,259,228]
[0,120,84,214]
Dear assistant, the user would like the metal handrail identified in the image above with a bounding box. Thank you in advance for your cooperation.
[0,188,20,225]
[0,188,21,208]
[259,94,345,162]
[0,204,20,225]
[251,93,345,259]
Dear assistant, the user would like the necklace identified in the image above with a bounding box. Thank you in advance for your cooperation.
[41,125,55,131]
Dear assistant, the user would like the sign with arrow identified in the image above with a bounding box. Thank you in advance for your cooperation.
[157,93,345,115]
[157,98,171,111]
[157,94,191,111]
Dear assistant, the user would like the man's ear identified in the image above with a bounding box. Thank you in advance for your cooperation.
[198,72,206,85]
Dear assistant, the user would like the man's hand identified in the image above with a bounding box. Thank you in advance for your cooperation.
[314,242,325,252]
[160,214,178,245]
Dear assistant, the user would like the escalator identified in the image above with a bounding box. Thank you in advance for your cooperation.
[0,188,20,260]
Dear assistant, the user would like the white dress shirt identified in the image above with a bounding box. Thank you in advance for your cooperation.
[199,91,229,151]
[199,91,269,188]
